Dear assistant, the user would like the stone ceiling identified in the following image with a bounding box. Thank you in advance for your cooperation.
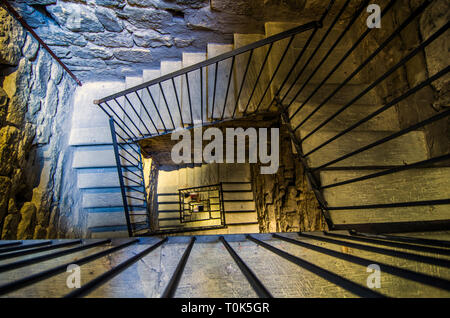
[6,0,327,81]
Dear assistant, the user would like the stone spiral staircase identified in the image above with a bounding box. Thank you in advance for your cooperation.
[157,163,258,235]
[68,2,449,238]
[68,23,292,238]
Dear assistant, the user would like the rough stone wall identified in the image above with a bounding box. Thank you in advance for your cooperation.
[352,0,449,159]
[9,0,312,81]
[0,6,78,239]
[251,123,326,233]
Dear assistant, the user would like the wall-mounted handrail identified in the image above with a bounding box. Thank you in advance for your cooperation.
[0,0,82,86]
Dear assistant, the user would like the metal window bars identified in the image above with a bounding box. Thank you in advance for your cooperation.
[97,0,449,236]
[0,232,448,297]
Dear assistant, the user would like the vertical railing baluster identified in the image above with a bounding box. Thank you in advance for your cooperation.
[145,86,167,134]
[200,67,204,125]
[113,98,145,137]
[243,42,273,115]
[220,236,273,298]
[102,101,138,141]
[211,62,218,120]
[232,50,254,118]
[159,82,176,130]
[221,56,236,120]
[134,91,158,136]
[172,77,184,128]
[109,118,133,237]
[185,73,194,126]
[280,0,353,108]
[254,35,295,112]
[124,94,152,136]
[161,237,196,298]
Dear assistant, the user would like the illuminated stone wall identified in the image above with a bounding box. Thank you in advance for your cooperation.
[0,6,78,239]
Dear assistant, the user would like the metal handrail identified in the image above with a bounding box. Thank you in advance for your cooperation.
[94,22,319,105]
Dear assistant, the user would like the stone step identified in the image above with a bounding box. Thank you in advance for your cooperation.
[219,163,251,182]
[90,228,129,238]
[265,22,354,51]
[234,33,272,114]
[222,182,252,191]
[321,168,450,225]
[223,191,254,201]
[158,211,180,219]
[77,167,143,189]
[82,188,145,208]
[142,69,165,131]
[87,210,148,228]
[281,82,380,107]
[69,127,112,146]
[158,202,180,211]
[299,130,429,168]
[71,81,126,130]
[289,103,400,132]
[224,200,256,212]
[157,169,179,193]
[159,218,222,229]
[160,60,183,129]
[182,52,207,125]
[287,47,365,85]
[226,212,258,224]
[72,145,140,168]
[207,44,236,120]
[124,76,145,137]
[192,223,259,235]
[265,21,358,100]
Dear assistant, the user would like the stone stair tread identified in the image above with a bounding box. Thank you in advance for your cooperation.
[226,212,258,224]
[200,223,259,235]
[160,60,183,129]
[182,52,207,124]
[329,205,450,226]
[321,167,450,206]
[323,167,450,225]
[69,127,112,146]
[71,81,126,130]
[142,69,165,131]
[234,33,272,114]
[90,230,129,238]
[77,167,142,189]
[224,201,256,211]
[87,211,147,228]
[72,145,140,169]
[82,188,145,208]
[281,83,380,106]
[159,218,222,229]
[300,130,429,168]
[207,44,236,119]
[265,21,354,50]
[124,76,146,137]
[219,163,251,182]
[223,191,254,201]
[289,103,400,132]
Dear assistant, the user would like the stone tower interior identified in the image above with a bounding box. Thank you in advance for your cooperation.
[0,0,449,298]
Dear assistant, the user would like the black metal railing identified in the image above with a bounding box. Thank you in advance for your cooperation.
[94,18,325,143]
[277,0,450,232]
[178,184,226,226]
[109,118,151,237]
[0,232,448,297]
[96,14,325,236]
[97,0,449,235]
